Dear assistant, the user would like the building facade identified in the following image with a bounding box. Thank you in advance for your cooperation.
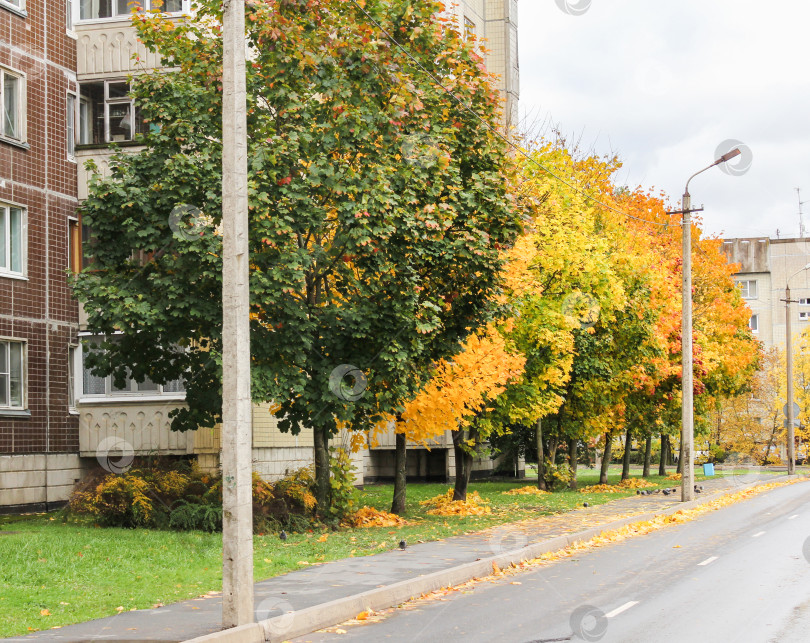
[1,0,85,511]
[722,236,810,350]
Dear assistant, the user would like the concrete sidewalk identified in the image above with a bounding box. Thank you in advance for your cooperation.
[8,474,793,643]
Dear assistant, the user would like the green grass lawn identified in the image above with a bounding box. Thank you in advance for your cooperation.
[0,471,699,637]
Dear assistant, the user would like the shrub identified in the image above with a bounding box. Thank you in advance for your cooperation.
[328,447,358,522]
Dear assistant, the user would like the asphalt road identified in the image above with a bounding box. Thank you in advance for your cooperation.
[295,480,810,643]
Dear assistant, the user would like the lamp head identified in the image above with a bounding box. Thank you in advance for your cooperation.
[716,148,741,164]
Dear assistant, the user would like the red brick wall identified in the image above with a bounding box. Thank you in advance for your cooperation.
[0,0,79,454]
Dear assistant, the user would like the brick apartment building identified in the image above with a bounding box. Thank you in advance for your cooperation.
[1,0,85,510]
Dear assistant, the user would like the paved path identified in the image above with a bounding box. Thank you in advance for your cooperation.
[7,474,770,642]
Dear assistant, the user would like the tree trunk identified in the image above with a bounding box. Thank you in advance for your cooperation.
[568,438,578,490]
[643,435,652,477]
[536,418,547,491]
[599,433,612,484]
[313,426,330,516]
[452,428,475,501]
[549,438,558,464]
[676,430,683,474]
[391,429,407,515]
[621,427,632,481]
[659,434,667,476]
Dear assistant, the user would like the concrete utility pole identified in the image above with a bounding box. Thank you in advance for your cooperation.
[783,263,810,476]
[676,148,741,503]
[221,0,254,628]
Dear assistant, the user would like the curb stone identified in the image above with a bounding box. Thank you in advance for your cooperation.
[187,474,806,642]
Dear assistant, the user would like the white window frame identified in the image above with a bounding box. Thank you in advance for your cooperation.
[749,314,759,333]
[74,0,190,24]
[67,91,77,160]
[79,79,145,144]
[799,298,810,306]
[738,280,758,299]
[67,0,77,37]
[0,201,27,278]
[78,334,187,403]
[800,312,810,321]
[0,0,26,18]
[0,338,26,411]
[68,344,79,413]
[1,66,26,144]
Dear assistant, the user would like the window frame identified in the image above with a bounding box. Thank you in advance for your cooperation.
[0,201,27,279]
[738,279,758,299]
[0,338,26,412]
[799,311,810,321]
[77,333,187,403]
[78,79,145,145]
[1,65,26,145]
[0,0,27,19]
[748,314,759,333]
[67,91,77,160]
[68,344,79,413]
[74,0,190,24]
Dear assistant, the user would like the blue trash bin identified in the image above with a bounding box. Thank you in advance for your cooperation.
[703,463,715,476]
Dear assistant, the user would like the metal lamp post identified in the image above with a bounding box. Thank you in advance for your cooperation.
[784,263,810,475]
[680,148,741,502]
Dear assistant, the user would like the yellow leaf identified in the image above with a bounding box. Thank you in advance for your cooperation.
[317,534,328,542]
[356,610,370,621]
[40,609,50,616]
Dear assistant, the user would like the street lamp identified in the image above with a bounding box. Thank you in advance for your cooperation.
[680,148,741,503]
[784,263,810,475]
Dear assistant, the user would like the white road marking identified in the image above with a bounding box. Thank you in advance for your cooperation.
[697,556,718,566]
[788,515,799,520]
[752,531,766,538]
[606,601,639,618]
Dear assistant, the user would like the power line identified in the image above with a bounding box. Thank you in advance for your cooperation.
[346,0,671,229]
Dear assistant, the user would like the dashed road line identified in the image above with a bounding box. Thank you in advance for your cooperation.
[752,531,766,538]
[697,556,718,566]
[605,601,639,618]
[788,515,799,520]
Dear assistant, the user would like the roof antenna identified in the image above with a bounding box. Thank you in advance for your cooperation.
[798,188,807,238]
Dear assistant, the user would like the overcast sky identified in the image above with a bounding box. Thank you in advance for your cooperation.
[517,0,810,240]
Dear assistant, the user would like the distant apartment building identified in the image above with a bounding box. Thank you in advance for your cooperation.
[0,0,84,511]
[722,236,810,350]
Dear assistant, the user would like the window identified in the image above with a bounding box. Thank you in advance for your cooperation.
[738,280,758,299]
[0,340,25,409]
[1,67,24,142]
[79,80,145,144]
[68,218,82,273]
[0,204,25,276]
[1,0,25,14]
[80,336,186,398]
[66,0,75,31]
[76,0,187,21]
[464,17,476,40]
[800,312,810,321]
[67,93,77,158]
[748,314,758,332]
[68,345,78,411]
[79,0,135,20]
[799,298,810,306]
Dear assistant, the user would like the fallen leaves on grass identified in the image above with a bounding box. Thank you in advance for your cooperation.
[502,486,549,496]
[342,506,409,528]
[420,490,492,516]
[580,478,656,493]
[667,473,682,481]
